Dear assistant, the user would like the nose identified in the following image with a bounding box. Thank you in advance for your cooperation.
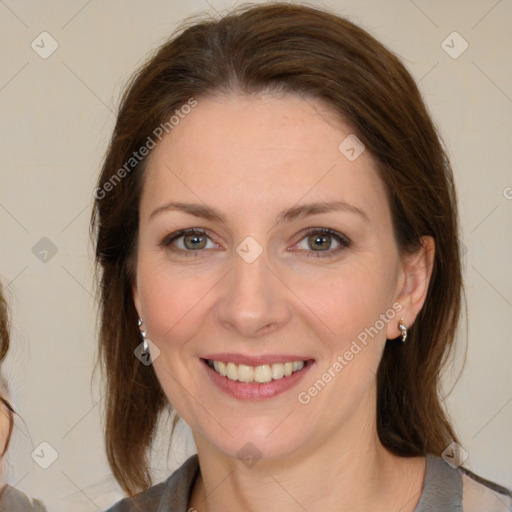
[214,247,292,338]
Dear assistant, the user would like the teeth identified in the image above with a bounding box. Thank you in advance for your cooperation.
[226,362,238,380]
[254,365,272,383]
[214,360,227,377]
[271,363,285,379]
[238,364,254,382]
[209,360,305,382]
[292,361,303,371]
[217,361,227,377]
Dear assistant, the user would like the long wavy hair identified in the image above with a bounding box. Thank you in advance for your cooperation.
[91,2,465,495]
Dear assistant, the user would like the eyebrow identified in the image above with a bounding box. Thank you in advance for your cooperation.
[149,200,369,225]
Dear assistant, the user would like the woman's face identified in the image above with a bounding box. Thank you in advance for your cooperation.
[133,93,427,462]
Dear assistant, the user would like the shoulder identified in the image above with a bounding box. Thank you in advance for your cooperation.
[104,481,167,512]
[415,453,512,512]
[104,454,200,512]
[414,452,464,511]
[459,466,512,512]
[0,485,48,511]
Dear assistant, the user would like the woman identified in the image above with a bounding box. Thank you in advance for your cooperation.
[0,283,48,511]
[92,3,512,511]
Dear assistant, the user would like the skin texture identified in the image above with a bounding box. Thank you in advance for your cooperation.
[133,93,435,511]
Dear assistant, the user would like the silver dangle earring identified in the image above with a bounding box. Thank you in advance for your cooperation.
[138,318,149,357]
[398,318,407,343]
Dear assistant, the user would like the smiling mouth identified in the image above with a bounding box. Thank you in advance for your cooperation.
[205,359,309,383]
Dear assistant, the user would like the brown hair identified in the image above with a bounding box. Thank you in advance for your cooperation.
[0,282,14,457]
[91,2,465,495]
[0,284,9,366]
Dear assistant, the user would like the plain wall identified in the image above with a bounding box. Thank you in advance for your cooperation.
[0,0,510,510]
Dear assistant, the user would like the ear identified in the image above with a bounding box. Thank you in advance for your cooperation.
[386,236,435,340]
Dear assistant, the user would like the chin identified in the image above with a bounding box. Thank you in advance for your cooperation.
[193,416,317,465]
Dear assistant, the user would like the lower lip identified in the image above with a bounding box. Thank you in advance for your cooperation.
[201,359,314,400]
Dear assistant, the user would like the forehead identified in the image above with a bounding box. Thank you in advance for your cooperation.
[140,93,388,223]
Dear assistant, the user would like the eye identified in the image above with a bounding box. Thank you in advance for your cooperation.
[293,228,351,258]
[160,227,351,259]
[160,228,219,256]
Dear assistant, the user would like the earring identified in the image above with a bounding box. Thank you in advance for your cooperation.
[398,318,407,343]
[137,318,149,357]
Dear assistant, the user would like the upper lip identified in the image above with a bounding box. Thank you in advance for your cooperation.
[202,353,314,366]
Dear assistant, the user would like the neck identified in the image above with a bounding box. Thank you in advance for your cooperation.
[188,387,426,512]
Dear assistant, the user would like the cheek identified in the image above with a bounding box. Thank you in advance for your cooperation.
[293,257,395,350]
[292,262,395,425]
[136,254,219,348]
[137,248,397,350]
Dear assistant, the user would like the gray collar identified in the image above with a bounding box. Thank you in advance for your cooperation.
[155,452,462,512]
[413,453,462,511]
[157,453,200,511]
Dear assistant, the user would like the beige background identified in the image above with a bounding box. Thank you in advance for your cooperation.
[0,0,511,510]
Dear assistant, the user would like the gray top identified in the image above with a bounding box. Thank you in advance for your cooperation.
[0,484,48,511]
[105,453,512,511]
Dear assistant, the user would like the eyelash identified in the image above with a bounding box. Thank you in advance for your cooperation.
[160,227,351,258]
